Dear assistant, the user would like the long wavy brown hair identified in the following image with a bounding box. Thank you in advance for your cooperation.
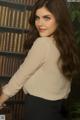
[24,0,80,80]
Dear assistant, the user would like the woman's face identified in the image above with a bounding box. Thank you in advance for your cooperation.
[35,7,58,37]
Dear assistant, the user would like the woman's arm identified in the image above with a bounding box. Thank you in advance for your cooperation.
[1,37,49,98]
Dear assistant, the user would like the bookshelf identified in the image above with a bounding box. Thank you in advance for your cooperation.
[0,0,37,120]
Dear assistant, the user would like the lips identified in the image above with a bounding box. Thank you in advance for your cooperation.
[39,28,46,32]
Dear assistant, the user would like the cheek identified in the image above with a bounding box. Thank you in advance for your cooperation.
[47,20,57,28]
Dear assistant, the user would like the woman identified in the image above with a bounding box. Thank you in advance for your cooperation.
[0,0,80,120]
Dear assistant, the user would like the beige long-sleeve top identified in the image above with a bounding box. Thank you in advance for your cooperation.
[2,36,71,100]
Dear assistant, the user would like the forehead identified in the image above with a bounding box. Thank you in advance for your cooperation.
[35,7,52,16]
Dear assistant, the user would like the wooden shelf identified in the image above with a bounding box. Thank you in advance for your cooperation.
[0,0,33,11]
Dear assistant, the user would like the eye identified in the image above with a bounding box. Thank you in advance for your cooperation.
[44,16,51,20]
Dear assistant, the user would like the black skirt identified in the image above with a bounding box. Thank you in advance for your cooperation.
[24,93,68,120]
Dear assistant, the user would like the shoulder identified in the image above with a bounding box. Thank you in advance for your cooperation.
[33,37,53,46]
[29,37,52,53]
[29,36,54,52]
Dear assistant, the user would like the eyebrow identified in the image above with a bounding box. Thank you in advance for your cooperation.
[35,14,51,17]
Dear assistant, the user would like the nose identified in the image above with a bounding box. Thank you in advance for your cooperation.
[37,19,44,26]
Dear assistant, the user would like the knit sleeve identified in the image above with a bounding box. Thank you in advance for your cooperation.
[2,37,49,97]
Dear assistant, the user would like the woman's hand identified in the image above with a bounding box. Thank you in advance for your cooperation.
[0,85,9,109]
[0,94,9,110]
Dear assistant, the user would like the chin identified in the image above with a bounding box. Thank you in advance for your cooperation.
[39,34,49,37]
